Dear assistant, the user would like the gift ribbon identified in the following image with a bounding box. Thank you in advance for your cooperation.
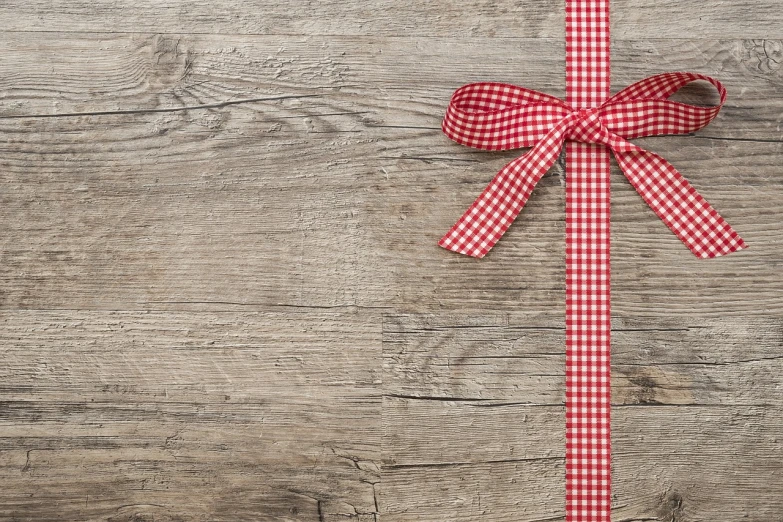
[438,1,746,520]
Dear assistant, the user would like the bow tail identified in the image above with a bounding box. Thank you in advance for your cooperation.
[614,148,747,258]
[439,128,566,258]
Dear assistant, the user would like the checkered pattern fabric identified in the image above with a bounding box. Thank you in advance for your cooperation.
[565,2,612,521]
[439,71,747,259]
[438,2,747,521]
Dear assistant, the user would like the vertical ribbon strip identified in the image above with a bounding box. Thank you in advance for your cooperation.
[565,1,612,520]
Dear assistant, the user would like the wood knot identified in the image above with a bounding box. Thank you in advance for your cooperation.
[148,35,191,93]
[738,39,782,75]
[657,488,685,522]
[615,366,693,405]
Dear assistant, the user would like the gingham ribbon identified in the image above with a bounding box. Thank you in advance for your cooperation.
[438,1,746,521]
[438,72,747,259]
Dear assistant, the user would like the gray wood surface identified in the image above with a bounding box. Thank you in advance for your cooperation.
[1,2,781,521]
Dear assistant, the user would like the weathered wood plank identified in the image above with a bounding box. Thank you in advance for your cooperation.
[1,35,780,141]
[0,1,780,39]
[382,403,783,521]
[383,314,783,406]
[0,310,380,521]
[0,34,781,314]
[382,313,783,521]
[0,96,386,309]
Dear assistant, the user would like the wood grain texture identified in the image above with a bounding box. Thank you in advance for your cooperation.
[0,1,781,38]
[0,7,781,522]
[1,34,781,314]
[383,314,783,521]
[0,310,380,521]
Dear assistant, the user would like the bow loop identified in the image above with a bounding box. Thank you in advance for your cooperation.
[443,83,572,150]
[439,72,747,258]
[598,72,726,139]
[608,72,726,104]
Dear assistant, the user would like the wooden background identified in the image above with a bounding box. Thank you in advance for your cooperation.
[1,1,781,521]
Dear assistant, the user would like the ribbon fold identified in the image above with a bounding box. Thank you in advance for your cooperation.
[439,72,747,259]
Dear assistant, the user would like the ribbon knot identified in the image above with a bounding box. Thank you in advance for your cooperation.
[439,72,747,259]
[575,108,598,120]
[565,108,606,144]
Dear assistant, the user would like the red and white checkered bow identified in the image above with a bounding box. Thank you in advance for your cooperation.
[439,72,747,259]
[439,3,749,520]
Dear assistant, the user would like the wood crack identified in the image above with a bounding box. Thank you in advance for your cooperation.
[383,456,563,470]
[689,134,783,144]
[617,354,783,367]
[384,393,489,402]
[0,94,323,120]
